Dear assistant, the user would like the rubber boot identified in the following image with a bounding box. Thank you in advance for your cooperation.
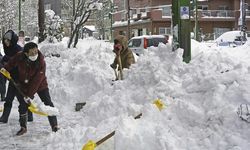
[48,116,59,132]
[0,105,11,123]
[16,114,27,136]
[27,110,33,122]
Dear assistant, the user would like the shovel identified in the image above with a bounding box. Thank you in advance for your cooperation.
[0,68,57,116]
[82,113,142,150]
[117,54,123,80]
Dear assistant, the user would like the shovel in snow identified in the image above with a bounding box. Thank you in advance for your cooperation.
[81,113,142,150]
[117,54,123,80]
[0,68,56,116]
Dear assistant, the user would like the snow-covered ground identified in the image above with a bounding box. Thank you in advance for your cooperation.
[0,36,250,150]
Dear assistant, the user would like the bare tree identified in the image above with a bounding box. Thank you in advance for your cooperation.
[68,0,103,48]
[95,0,111,40]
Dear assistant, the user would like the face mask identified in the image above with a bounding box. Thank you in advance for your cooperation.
[28,54,38,61]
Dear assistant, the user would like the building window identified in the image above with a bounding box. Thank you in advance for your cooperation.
[45,4,51,10]
[162,7,171,16]
[159,27,171,35]
[197,5,208,10]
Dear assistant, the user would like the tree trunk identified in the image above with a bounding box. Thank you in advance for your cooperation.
[73,30,79,48]
[68,29,76,48]
[38,0,45,43]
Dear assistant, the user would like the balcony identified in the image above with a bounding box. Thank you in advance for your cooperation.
[200,10,235,18]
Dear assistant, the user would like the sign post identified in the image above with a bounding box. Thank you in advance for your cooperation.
[172,0,191,63]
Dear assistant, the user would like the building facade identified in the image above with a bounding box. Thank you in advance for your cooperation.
[112,0,250,40]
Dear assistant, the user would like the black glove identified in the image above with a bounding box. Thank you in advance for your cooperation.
[110,63,117,69]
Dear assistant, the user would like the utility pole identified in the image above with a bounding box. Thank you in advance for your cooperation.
[194,0,199,41]
[172,0,179,51]
[127,0,130,40]
[110,1,114,41]
[38,0,45,43]
[19,0,21,31]
[172,0,191,63]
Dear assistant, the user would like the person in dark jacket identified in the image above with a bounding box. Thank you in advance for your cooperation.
[1,42,59,135]
[0,30,33,123]
[0,53,6,101]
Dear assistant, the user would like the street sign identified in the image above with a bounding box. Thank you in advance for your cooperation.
[180,6,189,19]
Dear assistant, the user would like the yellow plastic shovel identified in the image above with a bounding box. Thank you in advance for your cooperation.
[0,68,48,116]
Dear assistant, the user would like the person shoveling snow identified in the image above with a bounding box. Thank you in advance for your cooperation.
[0,42,59,136]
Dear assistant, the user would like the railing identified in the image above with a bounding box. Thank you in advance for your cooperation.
[246,10,250,16]
[200,10,235,18]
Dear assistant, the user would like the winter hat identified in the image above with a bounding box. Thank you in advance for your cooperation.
[4,32,12,40]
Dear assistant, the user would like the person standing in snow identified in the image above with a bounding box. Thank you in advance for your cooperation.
[0,30,33,123]
[0,53,6,101]
[17,30,25,48]
[0,42,59,135]
[110,35,135,79]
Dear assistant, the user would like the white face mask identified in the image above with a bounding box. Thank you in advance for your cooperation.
[29,54,38,61]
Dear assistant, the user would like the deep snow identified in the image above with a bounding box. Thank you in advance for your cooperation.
[0,36,250,150]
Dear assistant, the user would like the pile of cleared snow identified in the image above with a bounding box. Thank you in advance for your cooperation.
[40,38,250,150]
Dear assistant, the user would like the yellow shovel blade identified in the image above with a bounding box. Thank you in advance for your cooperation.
[0,68,11,80]
[82,140,96,150]
[153,99,164,111]
[28,104,48,116]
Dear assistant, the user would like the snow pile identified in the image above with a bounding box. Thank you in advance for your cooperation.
[1,38,250,150]
[42,39,250,149]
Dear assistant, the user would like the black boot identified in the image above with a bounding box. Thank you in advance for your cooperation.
[0,105,11,123]
[27,110,33,122]
[16,114,27,136]
[16,127,27,136]
[48,116,59,132]
[1,94,5,101]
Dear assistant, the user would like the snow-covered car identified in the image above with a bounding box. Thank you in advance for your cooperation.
[128,35,169,56]
[216,31,248,47]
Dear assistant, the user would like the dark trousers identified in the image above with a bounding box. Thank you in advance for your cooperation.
[0,74,6,99]
[2,82,31,120]
[18,88,58,128]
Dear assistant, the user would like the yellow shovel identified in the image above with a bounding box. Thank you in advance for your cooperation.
[0,68,48,116]
[82,113,142,150]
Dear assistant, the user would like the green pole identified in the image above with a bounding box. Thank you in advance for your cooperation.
[194,0,199,41]
[179,0,191,63]
[172,0,179,51]
[19,0,21,31]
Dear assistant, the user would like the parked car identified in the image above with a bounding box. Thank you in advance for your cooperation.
[128,35,169,56]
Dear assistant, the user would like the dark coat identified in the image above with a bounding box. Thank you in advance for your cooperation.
[1,30,23,81]
[4,51,48,99]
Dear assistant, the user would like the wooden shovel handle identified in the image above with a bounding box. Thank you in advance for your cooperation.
[95,113,142,146]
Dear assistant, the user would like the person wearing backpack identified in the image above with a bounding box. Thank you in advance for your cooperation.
[0,30,33,123]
